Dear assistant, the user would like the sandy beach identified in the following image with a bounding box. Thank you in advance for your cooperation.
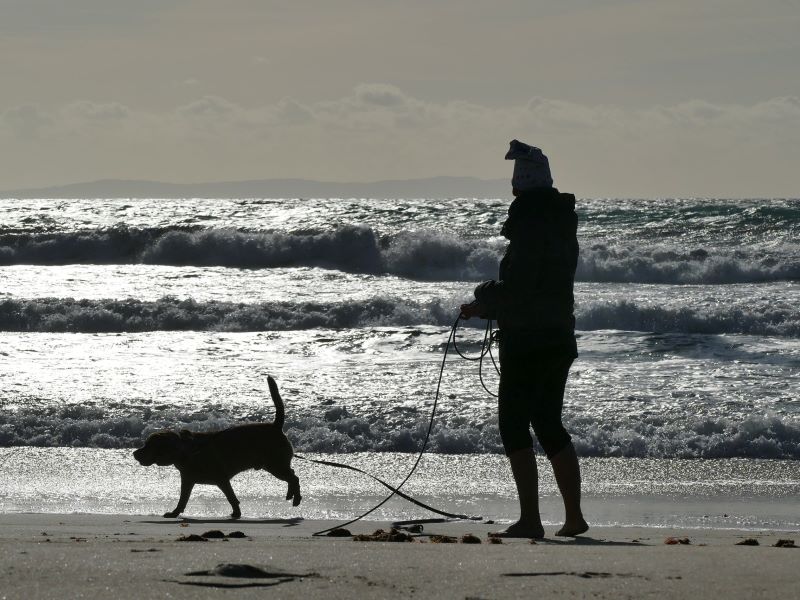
[3,4,799,600]
[0,514,796,599]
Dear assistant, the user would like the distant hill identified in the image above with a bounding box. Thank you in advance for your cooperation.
[1,176,509,199]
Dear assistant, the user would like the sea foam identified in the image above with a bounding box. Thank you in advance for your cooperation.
[2,296,797,336]
[1,404,797,459]
[2,226,797,284]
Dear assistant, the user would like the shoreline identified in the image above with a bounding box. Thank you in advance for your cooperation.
[0,513,797,599]
[4,449,799,532]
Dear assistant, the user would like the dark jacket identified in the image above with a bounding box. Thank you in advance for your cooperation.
[474,187,578,355]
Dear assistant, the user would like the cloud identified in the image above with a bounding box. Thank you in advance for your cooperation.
[1,85,799,196]
[1,104,54,139]
[176,95,238,118]
[353,83,410,108]
[63,101,131,121]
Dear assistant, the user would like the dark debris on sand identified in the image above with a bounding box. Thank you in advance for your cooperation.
[735,538,759,546]
[174,563,317,589]
[664,537,691,545]
[178,530,248,540]
[773,539,797,548]
[178,529,247,542]
[186,563,314,579]
[200,530,226,539]
[460,534,481,544]
[353,528,415,542]
[325,528,352,537]
[226,531,248,538]
[430,535,457,544]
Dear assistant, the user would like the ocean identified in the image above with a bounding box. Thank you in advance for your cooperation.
[1,196,798,529]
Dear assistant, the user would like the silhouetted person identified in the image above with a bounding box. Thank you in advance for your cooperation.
[461,140,587,538]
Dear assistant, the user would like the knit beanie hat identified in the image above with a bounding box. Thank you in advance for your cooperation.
[505,139,553,189]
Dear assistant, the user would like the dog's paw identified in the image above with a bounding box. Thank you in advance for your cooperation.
[163,511,180,518]
[230,510,241,520]
[287,482,302,506]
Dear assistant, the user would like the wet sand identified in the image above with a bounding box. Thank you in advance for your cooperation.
[0,513,796,599]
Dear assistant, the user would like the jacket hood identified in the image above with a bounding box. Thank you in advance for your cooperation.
[501,188,577,240]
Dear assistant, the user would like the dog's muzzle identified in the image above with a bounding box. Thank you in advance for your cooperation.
[133,448,154,466]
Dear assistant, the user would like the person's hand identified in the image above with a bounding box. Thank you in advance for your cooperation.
[459,301,486,319]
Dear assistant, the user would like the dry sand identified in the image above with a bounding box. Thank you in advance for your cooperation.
[0,514,796,599]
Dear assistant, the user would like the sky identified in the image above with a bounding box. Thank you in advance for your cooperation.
[1,0,798,197]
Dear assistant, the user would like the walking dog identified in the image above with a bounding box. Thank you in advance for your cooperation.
[133,376,300,519]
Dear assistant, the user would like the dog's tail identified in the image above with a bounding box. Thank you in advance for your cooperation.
[267,376,285,429]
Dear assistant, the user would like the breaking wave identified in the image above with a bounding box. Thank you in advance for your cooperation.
[577,243,800,284]
[0,297,454,332]
[1,404,797,459]
[577,299,799,337]
[1,226,797,284]
[0,226,498,281]
[1,296,798,336]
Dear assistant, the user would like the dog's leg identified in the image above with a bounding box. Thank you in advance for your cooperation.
[267,466,302,507]
[286,469,302,507]
[164,477,194,518]
[217,480,242,519]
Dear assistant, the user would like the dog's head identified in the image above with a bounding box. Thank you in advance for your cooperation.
[133,430,195,467]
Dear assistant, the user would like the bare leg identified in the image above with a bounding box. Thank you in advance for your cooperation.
[549,442,588,536]
[490,447,545,538]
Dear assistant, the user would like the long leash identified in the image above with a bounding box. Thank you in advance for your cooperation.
[294,455,479,522]
[306,314,499,536]
[452,316,501,398]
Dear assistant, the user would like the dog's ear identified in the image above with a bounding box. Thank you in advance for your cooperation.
[178,429,203,456]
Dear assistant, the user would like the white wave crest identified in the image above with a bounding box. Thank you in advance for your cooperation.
[1,226,797,283]
[578,243,800,284]
[2,405,797,459]
[1,296,798,336]
[576,299,799,337]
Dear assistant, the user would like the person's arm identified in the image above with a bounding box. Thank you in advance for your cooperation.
[472,236,542,319]
[459,300,486,319]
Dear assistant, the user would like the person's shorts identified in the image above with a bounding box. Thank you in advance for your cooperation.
[497,332,575,457]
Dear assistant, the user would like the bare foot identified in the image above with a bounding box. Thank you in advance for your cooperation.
[489,521,545,539]
[555,518,589,537]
